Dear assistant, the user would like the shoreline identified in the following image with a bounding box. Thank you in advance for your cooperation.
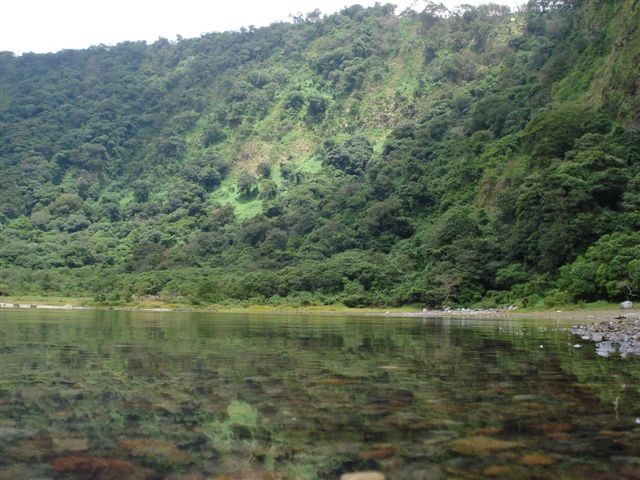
[2,300,637,323]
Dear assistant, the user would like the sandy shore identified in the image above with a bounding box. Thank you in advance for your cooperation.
[0,302,172,312]
[1,301,637,323]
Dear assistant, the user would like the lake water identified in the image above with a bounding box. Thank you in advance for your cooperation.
[1,309,639,479]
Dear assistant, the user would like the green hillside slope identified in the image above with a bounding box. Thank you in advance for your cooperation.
[1,0,638,308]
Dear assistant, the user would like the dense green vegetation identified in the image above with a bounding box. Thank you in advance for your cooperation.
[1,0,638,308]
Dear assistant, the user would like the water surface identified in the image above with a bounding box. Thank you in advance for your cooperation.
[1,309,639,479]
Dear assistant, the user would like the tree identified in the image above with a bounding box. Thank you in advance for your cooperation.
[259,179,278,200]
[419,2,448,31]
[306,94,328,123]
[559,232,640,301]
[323,135,373,175]
[283,91,305,112]
[49,193,84,216]
[201,123,227,147]
[256,161,271,178]
[521,106,597,164]
[236,171,258,197]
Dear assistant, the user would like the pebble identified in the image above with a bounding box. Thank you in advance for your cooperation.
[341,472,385,480]
[0,426,35,442]
[449,436,520,456]
[519,453,556,466]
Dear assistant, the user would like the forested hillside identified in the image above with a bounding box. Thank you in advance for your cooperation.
[1,0,639,308]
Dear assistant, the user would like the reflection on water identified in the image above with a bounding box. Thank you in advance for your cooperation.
[0,309,639,479]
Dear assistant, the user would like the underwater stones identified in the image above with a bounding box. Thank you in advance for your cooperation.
[562,465,622,480]
[611,456,640,467]
[511,394,536,402]
[612,457,640,479]
[397,443,431,461]
[318,376,351,385]
[482,464,514,477]
[0,425,35,442]
[5,430,57,462]
[0,463,51,479]
[340,471,386,480]
[54,436,90,452]
[125,392,168,411]
[471,427,502,436]
[421,418,463,430]
[395,464,445,480]
[384,412,427,431]
[449,436,520,456]
[51,455,152,480]
[163,474,206,480]
[20,385,47,402]
[618,464,640,480]
[422,432,455,448]
[212,466,284,480]
[545,431,574,442]
[523,402,546,412]
[358,444,396,460]
[519,453,557,466]
[57,387,84,401]
[118,438,190,467]
[3,311,640,480]
[378,365,404,371]
[359,404,392,418]
[0,389,13,408]
[530,422,575,433]
[388,388,415,407]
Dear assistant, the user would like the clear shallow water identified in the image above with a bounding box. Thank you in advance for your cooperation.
[0,309,639,479]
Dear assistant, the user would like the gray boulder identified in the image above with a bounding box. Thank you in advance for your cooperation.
[621,300,633,309]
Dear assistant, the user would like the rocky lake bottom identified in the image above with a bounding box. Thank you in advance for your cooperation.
[0,309,639,479]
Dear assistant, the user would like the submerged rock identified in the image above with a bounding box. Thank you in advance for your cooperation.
[449,436,520,456]
[51,455,152,480]
[54,436,90,452]
[213,466,286,479]
[5,431,56,462]
[118,438,190,467]
[470,427,502,436]
[530,422,575,433]
[163,474,206,480]
[395,464,445,480]
[512,394,536,402]
[341,472,386,480]
[482,465,514,476]
[0,426,35,442]
[519,453,557,466]
[358,445,395,460]
[0,463,51,480]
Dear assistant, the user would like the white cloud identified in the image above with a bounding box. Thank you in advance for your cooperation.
[0,0,526,55]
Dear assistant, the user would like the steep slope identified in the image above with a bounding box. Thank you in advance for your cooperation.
[0,0,638,307]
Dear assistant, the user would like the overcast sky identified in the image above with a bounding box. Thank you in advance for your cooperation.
[1,0,526,55]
